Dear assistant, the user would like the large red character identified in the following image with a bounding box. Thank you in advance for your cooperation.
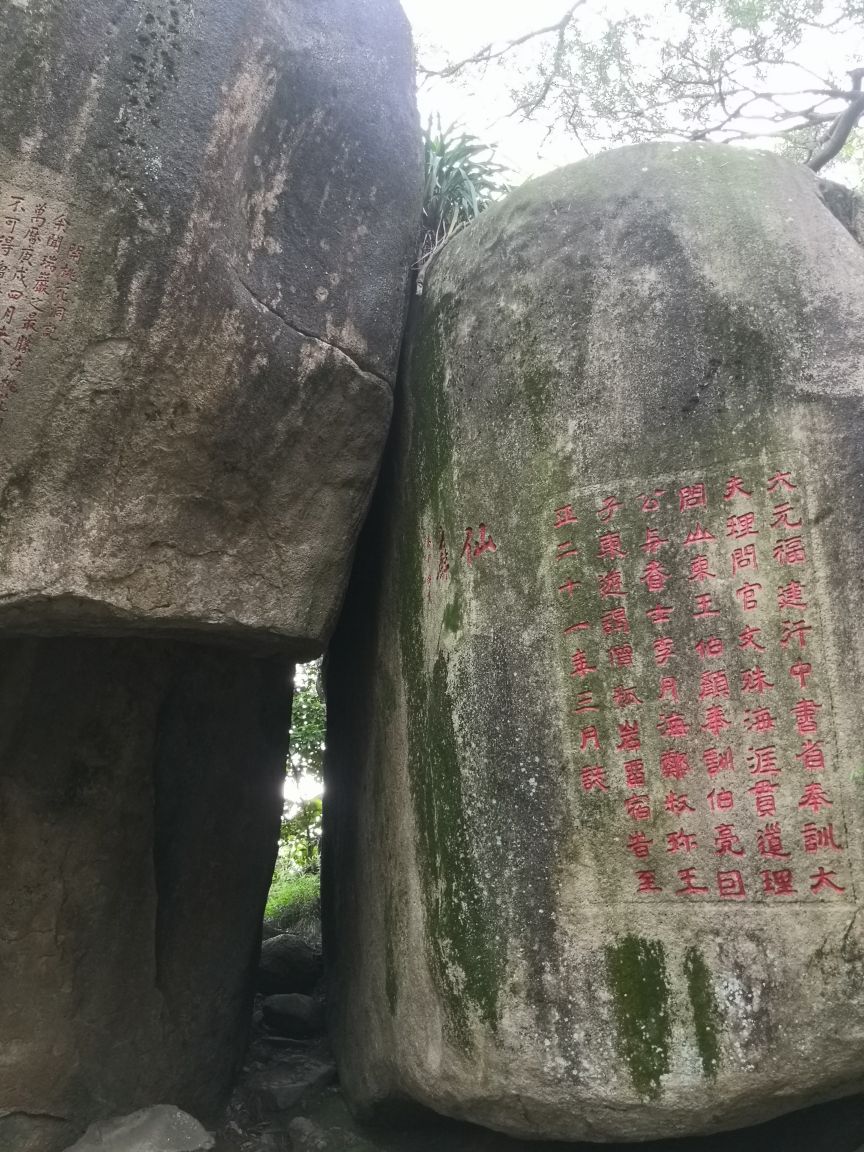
[625,794,652,821]
[653,637,675,666]
[778,580,807,610]
[714,823,744,856]
[602,607,630,635]
[702,705,733,735]
[627,832,653,859]
[598,532,627,561]
[597,495,624,523]
[741,667,774,694]
[608,645,635,669]
[798,781,832,813]
[796,740,826,772]
[642,528,669,554]
[791,698,821,735]
[676,868,709,896]
[767,470,796,494]
[581,765,609,792]
[570,651,598,679]
[717,870,746,900]
[761,869,796,896]
[747,745,778,775]
[636,871,663,894]
[624,759,646,788]
[658,712,690,738]
[699,670,730,700]
[693,593,721,619]
[679,483,707,511]
[748,779,778,817]
[660,749,691,780]
[810,867,845,895]
[617,721,641,752]
[613,685,643,707]
[703,747,734,777]
[724,476,752,500]
[689,555,716,582]
[640,561,670,593]
[666,829,697,853]
[757,822,790,860]
[802,822,843,852]
[773,537,806,565]
[726,513,758,540]
[580,726,601,751]
[599,570,625,597]
[731,545,758,575]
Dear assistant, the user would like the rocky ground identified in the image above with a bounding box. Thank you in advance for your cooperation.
[206,930,864,1152]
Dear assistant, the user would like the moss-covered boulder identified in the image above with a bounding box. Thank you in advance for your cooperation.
[325,142,864,1141]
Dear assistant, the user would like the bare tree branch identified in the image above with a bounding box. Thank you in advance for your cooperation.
[418,2,585,80]
[807,69,864,170]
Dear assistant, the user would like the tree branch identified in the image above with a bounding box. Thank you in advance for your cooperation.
[807,67,864,171]
[418,2,585,80]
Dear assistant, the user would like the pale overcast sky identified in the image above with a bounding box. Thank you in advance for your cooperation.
[401,0,584,178]
[400,0,864,184]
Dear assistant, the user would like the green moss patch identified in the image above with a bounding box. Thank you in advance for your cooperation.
[684,946,722,1079]
[605,935,672,1100]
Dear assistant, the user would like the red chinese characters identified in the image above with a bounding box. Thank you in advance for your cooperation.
[0,187,84,423]
[551,464,845,904]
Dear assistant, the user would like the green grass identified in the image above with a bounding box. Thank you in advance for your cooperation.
[265,870,321,930]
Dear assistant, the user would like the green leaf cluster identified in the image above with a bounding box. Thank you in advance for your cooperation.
[420,117,508,266]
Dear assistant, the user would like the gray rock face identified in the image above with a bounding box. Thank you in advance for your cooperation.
[262,994,325,1039]
[258,934,323,995]
[325,143,864,1141]
[0,639,290,1151]
[63,1106,213,1151]
[244,1053,336,1112]
[0,0,420,652]
[0,2,420,1148]
[287,1118,378,1152]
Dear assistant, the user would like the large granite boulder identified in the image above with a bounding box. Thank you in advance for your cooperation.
[0,638,290,1152]
[0,0,420,651]
[0,2,420,1149]
[325,143,864,1141]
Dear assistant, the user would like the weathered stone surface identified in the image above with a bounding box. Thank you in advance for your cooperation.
[0,0,420,652]
[63,1106,213,1151]
[245,1054,336,1112]
[262,994,325,1039]
[287,1117,378,1152]
[0,639,289,1151]
[258,934,323,995]
[325,143,864,1141]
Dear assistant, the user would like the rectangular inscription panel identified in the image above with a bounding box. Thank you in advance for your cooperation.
[552,462,852,904]
[0,181,87,427]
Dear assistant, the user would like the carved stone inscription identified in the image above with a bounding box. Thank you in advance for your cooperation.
[0,181,86,426]
[552,463,852,903]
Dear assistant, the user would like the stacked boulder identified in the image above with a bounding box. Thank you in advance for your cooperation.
[0,1,420,1148]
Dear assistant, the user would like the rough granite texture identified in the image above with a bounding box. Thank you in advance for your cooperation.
[0,0,421,652]
[325,143,864,1141]
[64,1106,214,1151]
[0,3,421,1148]
[0,639,290,1152]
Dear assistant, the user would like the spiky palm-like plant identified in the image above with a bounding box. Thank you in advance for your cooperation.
[419,117,508,272]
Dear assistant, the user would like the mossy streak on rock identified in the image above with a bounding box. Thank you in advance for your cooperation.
[684,946,722,1079]
[396,295,503,1046]
[384,886,399,1016]
[605,935,672,1100]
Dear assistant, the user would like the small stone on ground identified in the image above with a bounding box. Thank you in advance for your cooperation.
[64,1105,214,1150]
